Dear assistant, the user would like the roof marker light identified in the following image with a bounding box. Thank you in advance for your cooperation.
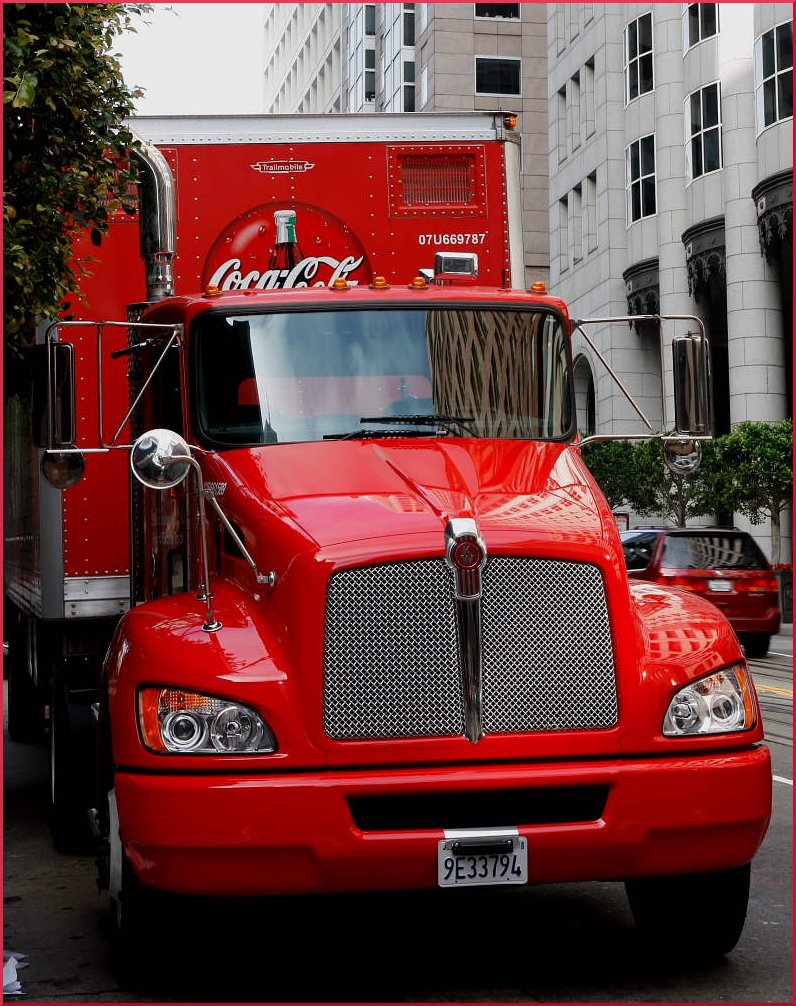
[370,276,391,290]
[331,278,350,291]
[530,281,547,294]
[409,275,429,290]
[204,285,222,298]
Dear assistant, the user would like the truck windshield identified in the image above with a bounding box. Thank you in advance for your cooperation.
[192,307,574,446]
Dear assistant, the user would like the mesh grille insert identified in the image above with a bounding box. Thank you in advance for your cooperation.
[324,557,617,740]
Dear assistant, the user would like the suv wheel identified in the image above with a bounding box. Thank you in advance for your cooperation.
[740,632,771,659]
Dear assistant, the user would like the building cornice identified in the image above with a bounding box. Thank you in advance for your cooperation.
[622,257,660,324]
[751,169,793,262]
[682,217,725,300]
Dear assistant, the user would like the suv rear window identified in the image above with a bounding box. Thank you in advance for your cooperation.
[621,531,660,570]
[661,533,769,571]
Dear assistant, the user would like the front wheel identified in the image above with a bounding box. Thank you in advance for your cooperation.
[107,794,170,987]
[625,862,751,959]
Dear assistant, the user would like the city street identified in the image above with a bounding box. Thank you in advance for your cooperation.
[3,631,792,1003]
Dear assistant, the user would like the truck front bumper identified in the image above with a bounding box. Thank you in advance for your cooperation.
[115,745,772,896]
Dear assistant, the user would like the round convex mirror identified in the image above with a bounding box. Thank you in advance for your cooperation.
[130,429,191,489]
[663,438,702,476]
[41,450,86,489]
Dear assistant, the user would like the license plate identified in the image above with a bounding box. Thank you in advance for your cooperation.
[709,579,733,592]
[438,834,528,888]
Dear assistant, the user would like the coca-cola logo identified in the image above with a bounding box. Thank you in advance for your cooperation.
[207,255,365,291]
[202,201,373,291]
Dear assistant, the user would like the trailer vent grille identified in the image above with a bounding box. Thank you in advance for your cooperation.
[388,146,487,218]
[324,557,617,740]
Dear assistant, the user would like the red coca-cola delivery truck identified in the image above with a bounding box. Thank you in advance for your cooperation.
[3,112,771,961]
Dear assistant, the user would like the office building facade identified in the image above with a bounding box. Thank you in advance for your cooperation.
[261,3,792,561]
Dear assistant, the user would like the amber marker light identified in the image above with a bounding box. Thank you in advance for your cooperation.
[409,275,429,289]
[138,687,168,752]
[370,276,391,290]
[331,278,350,291]
[203,285,222,298]
[503,113,519,130]
[530,281,547,294]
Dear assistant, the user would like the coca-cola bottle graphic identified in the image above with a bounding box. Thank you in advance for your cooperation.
[269,209,304,271]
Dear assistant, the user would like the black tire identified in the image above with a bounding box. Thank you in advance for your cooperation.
[5,610,46,744]
[109,843,170,987]
[741,633,771,659]
[49,674,96,854]
[625,862,751,958]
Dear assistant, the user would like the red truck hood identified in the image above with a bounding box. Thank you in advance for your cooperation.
[204,439,604,549]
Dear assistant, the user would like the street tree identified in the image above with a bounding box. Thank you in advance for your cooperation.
[712,419,793,565]
[583,437,721,528]
[580,439,637,510]
[3,3,151,360]
[625,438,719,528]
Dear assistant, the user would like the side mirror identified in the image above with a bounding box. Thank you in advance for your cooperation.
[672,331,713,437]
[663,438,702,475]
[35,338,87,489]
[130,429,191,488]
[33,341,76,448]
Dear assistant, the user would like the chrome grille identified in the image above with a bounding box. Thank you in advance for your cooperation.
[324,557,616,740]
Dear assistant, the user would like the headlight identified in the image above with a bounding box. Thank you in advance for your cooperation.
[138,687,277,754]
[663,664,757,736]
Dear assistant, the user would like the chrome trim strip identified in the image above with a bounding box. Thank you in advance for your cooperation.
[445,519,487,744]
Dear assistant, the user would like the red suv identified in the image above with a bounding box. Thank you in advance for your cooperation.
[620,527,781,658]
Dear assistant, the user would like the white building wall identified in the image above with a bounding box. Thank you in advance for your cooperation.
[549,2,792,563]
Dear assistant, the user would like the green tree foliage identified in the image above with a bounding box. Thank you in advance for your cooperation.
[580,439,637,510]
[3,3,151,352]
[711,419,793,565]
[582,438,716,523]
[583,423,792,560]
[625,437,718,528]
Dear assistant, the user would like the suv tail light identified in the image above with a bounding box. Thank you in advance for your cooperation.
[657,574,709,592]
[735,575,779,594]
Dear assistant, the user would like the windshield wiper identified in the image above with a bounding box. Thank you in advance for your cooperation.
[323,415,477,441]
[324,428,432,441]
[359,415,477,435]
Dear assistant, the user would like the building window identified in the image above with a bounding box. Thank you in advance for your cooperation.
[624,12,653,103]
[626,134,656,222]
[475,56,521,96]
[557,86,567,163]
[683,3,718,50]
[585,171,598,253]
[569,72,581,151]
[403,4,415,46]
[572,184,583,263]
[404,59,415,111]
[685,82,722,180]
[556,5,566,55]
[559,196,569,272]
[755,20,793,131]
[474,3,520,19]
[365,3,376,36]
[365,48,376,102]
[582,58,595,139]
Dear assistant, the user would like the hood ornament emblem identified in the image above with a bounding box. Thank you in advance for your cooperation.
[445,519,487,743]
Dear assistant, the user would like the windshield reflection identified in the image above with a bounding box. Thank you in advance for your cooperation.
[192,307,574,447]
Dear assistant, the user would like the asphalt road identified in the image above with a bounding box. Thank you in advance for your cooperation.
[3,630,792,1004]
